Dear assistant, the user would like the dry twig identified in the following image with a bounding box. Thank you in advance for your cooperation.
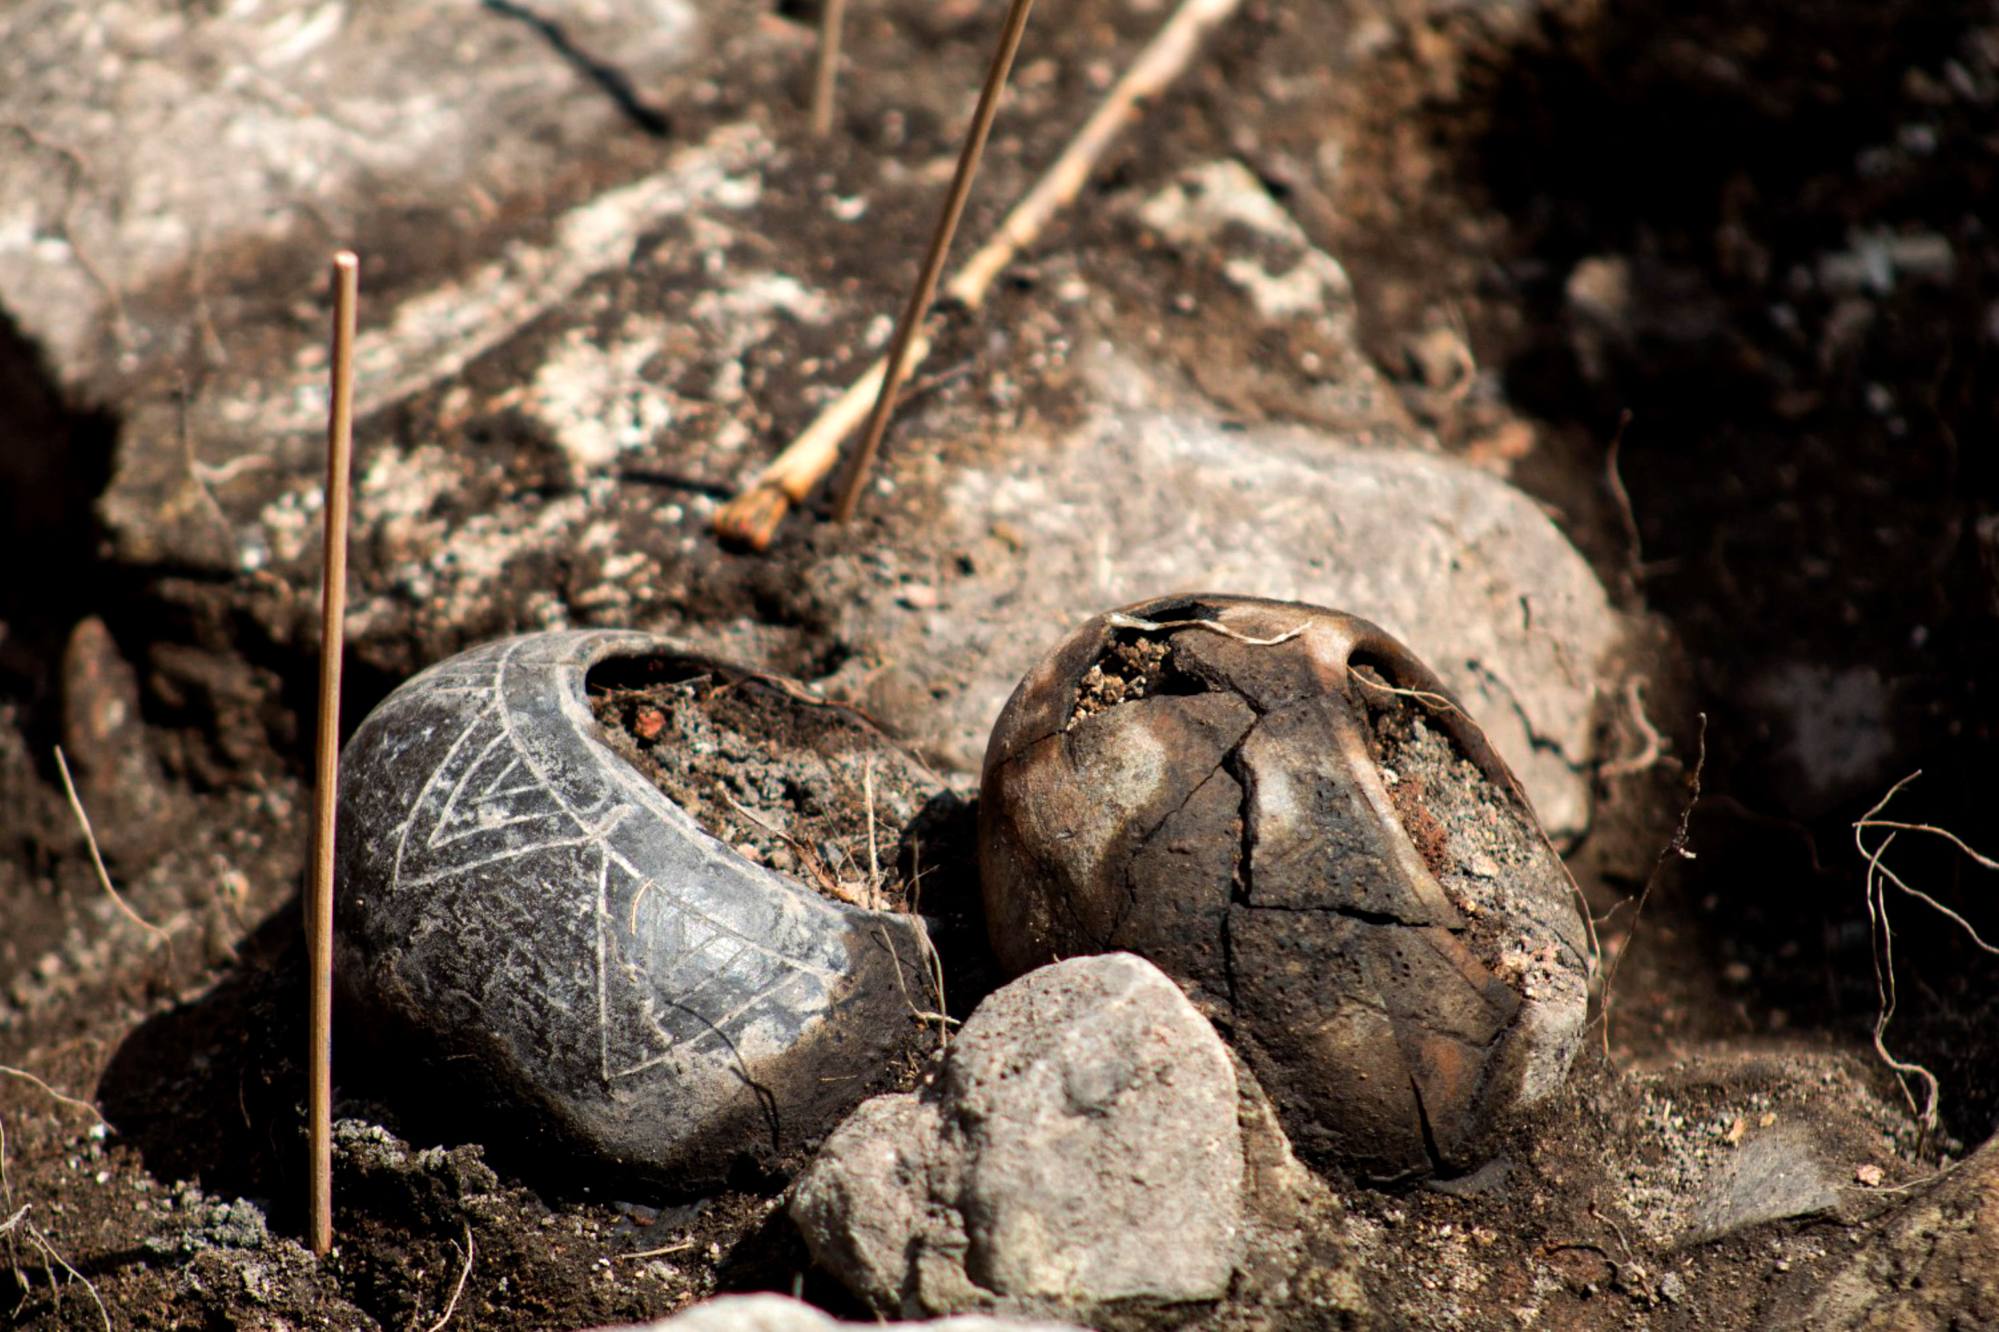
[715,0,1247,548]
[53,746,172,951]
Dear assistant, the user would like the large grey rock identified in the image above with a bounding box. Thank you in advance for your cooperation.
[594,1293,1085,1331]
[790,954,1244,1323]
[0,0,777,579]
[1766,1137,1999,1330]
[0,0,706,391]
[334,629,933,1186]
[829,363,1623,844]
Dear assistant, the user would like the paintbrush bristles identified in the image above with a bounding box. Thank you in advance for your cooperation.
[712,484,792,551]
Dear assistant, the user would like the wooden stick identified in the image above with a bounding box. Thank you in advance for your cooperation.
[939,0,1244,310]
[308,250,358,1257]
[714,0,1244,548]
[829,0,1036,523]
[809,0,849,139]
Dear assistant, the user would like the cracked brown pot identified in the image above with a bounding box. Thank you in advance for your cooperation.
[978,594,1591,1182]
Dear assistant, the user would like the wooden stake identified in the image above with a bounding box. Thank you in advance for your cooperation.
[830,0,1035,523]
[308,250,358,1257]
[714,0,1244,548]
[809,0,849,139]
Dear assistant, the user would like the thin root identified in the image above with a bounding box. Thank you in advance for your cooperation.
[1344,666,1468,721]
[55,746,172,951]
[424,1222,476,1332]
[0,1067,105,1125]
[1849,769,1998,1136]
[1598,677,1667,779]
[1596,714,1706,1061]
[23,1219,111,1332]
[1103,612,1306,647]
[875,926,958,1047]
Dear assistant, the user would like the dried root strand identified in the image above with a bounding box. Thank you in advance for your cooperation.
[1101,611,1306,647]
[1344,666,1468,722]
[0,1066,105,1125]
[1596,714,1706,1060]
[424,1222,476,1332]
[54,745,172,950]
[874,925,958,1043]
[20,1215,111,1332]
[1852,770,1999,1135]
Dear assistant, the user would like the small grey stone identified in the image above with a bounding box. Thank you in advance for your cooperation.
[592,1293,1086,1331]
[791,954,1244,1322]
[1424,1156,1513,1199]
[1684,1126,1841,1245]
[786,1095,946,1307]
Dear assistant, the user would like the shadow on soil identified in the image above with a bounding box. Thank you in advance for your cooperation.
[1456,0,1999,1141]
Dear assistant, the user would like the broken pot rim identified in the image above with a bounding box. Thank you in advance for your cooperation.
[984,592,1541,824]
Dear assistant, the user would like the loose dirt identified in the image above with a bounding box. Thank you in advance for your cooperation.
[589,655,944,912]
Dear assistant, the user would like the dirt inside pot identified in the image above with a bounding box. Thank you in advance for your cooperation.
[1357,664,1587,989]
[588,655,940,913]
[1067,632,1178,727]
